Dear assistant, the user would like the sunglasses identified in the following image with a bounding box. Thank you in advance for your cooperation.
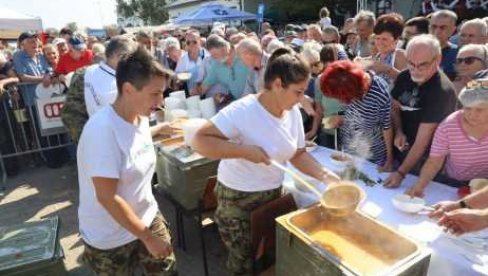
[186,40,198,45]
[465,80,488,90]
[456,56,484,65]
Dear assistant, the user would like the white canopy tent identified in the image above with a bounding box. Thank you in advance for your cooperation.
[0,5,42,38]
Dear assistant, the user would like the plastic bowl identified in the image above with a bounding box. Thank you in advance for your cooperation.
[392,194,426,213]
[305,141,318,153]
[330,152,353,167]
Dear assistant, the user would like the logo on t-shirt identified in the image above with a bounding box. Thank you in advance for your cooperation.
[399,87,421,111]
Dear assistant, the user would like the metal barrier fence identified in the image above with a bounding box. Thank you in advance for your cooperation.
[0,82,72,192]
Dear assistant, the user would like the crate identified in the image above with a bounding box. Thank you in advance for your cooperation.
[0,216,67,276]
[155,138,219,210]
[275,205,431,276]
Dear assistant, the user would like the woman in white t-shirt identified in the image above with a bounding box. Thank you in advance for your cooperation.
[77,48,177,275]
[192,48,340,275]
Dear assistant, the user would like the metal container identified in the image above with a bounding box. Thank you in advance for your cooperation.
[0,216,67,276]
[155,136,219,210]
[276,205,431,276]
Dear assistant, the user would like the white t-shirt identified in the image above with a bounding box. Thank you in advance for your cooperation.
[84,62,118,116]
[211,94,305,192]
[77,105,158,250]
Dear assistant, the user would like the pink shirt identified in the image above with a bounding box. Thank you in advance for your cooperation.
[430,110,488,181]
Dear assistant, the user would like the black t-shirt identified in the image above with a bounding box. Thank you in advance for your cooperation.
[391,70,457,145]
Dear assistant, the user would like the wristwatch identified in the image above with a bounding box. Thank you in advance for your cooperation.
[458,199,470,209]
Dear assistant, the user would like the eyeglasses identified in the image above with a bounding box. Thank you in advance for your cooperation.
[407,57,437,71]
[311,61,322,67]
[186,40,198,45]
[465,80,488,90]
[456,56,484,65]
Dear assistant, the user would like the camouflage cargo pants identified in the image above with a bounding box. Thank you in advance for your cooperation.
[214,183,281,275]
[81,212,177,276]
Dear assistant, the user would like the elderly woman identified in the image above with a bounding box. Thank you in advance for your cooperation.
[301,42,324,140]
[452,44,488,95]
[42,43,59,69]
[366,13,407,86]
[314,44,345,148]
[192,49,340,275]
[320,60,394,170]
[406,78,488,197]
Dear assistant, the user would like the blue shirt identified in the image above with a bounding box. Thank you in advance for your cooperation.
[13,50,51,106]
[441,43,458,80]
[203,55,249,99]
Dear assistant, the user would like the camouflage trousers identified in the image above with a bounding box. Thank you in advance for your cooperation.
[81,212,177,276]
[214,183,281,275]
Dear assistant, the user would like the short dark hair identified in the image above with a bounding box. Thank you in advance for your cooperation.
[105,35,138,60]
[264,47,310,90]
[405,16,430,35]
[59,28,73,36]
[320,44,338,63]
[374,13,405,40]
[116,47,173,94]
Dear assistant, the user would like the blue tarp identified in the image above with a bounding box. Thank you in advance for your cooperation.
[173,3,256,25]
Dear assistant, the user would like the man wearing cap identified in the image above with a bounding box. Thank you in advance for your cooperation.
[13,31,70,168]
[56,35,93,75]
[13,31,52,107]
[52,37,69,56]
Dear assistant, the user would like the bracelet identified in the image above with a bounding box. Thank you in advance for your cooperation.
[396,170,406,178]
[458,199,471,209]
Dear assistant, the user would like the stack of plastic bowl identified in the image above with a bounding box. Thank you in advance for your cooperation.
[199,97,217,119]
[163,92,217,121]
[185,95,202,118]
[164,97,186,121]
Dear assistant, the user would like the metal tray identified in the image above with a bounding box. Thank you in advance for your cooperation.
[286,205,422,276]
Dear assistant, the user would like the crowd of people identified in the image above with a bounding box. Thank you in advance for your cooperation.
[1,4,488,276]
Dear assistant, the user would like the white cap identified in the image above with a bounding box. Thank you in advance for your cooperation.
[52,37,66,46]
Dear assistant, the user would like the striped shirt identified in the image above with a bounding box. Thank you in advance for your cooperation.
[430,110,488,181]
[341,73,392,165]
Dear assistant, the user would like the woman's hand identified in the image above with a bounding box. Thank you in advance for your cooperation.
[143,234,173,259]
[242,145,270,165]
[438,209,488,236]
[429,200,460,219]
[377,160,394,173]
[394,132,409,152]
[367,61,390,74]
[383,171,404,188]
[405,184,425,198]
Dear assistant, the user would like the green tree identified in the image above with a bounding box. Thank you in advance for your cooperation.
[116,0,169,25]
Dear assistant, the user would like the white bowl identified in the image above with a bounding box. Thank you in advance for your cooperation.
[329,152,353,167]
[392,194,426,213]
[305,141,318,152]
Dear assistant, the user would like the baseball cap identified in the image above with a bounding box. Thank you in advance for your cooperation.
[52,37,67,46]
[68,35,86,50]
[18,31,38,43]
[285,30,297,38]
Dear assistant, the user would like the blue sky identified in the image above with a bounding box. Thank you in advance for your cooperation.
[0,0,118,29]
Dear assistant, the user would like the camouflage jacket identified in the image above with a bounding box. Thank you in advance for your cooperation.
[61,67,88,143]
